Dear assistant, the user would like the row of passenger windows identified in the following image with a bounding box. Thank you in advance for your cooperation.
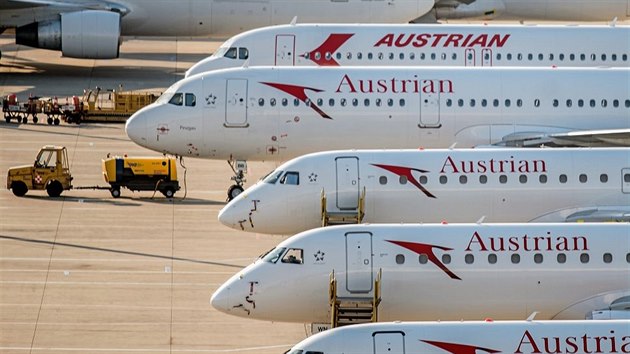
[380,172,630,186]
[306,50,629,63]
[395,252,630,265]
[256,97,630,109]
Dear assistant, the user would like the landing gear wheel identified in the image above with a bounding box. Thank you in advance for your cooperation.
[11,181,28,197]
[227,184,244,201]
[21,117,27,124]
[32,116,38,124]
[47,117,53,125]
[54,118,60,126]
[5,116,10,123]
[161,187,175,198]
[110,187,121,198]
[46,180,63,197]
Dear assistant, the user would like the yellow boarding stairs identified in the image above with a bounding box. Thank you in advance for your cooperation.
[329,269,382,328]
[321,187,366,226]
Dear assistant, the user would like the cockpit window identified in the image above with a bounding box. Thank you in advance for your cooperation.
[213,46,228,58]
[185,93,196,107]
[262,247,286,263]
[284,350,303,354]
[263,170,283,184]
[169,93,183,106]
[281,248,303,264]
[239,47,249,59]
[279,172,299,185]
[225,47,238,59]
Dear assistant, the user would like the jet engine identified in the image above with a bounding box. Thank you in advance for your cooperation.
[16,10,121,59]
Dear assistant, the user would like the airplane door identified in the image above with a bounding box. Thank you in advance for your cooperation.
[345,232,373,294]
[373,332,405,354]
[465,48,476,66]
[482,48,493,66]
[622,168,630,193]
[275,35,296,66]
[336,156,360,210]
[225,79,248,127]
[418,92,441,128]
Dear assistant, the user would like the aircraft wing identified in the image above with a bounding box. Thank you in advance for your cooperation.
[497,128,630,147]
[1,0,127,14]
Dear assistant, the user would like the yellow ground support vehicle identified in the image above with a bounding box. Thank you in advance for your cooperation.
[63,87,159,124]
[102,156,180,198]
[7,146,73,197]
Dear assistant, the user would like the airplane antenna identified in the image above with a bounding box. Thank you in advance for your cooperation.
[526,312,539,321]
[448,142,457,150]
[609,17,617,27]
[290,16,297,26]
[476,216,486,224]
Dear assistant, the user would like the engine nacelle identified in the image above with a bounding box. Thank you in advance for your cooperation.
[16,10,121,59]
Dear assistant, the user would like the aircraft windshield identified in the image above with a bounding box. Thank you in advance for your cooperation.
[213,46,229,58]
[281,248,303,264]
[263,170,283,184]
[262,247,286,263]
[155,86,178,104]
[284,350,323,354]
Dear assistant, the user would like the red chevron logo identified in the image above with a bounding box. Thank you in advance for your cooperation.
[372,163,436,198]
[301,33,354,66]
[422,339,501,354]
[387,240,460,280]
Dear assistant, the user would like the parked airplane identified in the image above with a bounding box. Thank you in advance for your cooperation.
[125,66,630,198]
[426,0,630,22]
[287,320,630,354]
[210,223,630,323]
[187,23,630,76]
[0,0,434,59]
[218,148,630,235]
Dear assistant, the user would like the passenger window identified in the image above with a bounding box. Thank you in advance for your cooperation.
[612,54,618,61]
[534,254,543,264]
[481,99,488,107]
[488,254,497,264]
[507,53,512,60]
[579,174,587,183]
[378,52,384,60]
[316,98,323,106]
[169,93,183,106]
[538,53,543,61]
[439,175,447,184]
[347,52,352,60]
[294,99,300,107]
[357,52,363,60]
[553,99,559,107]
[557,253,566,264]
[281,248,303,264]
[409,53,415,60]
[446,99,452,107]
[590,99,596,108]
[600,174,608,183]
[527,53,533,61]
[496,53,502,60]
[282,98,288,106]
[364,99,370,107]
[224,47,237,59]
[399,99,405,107]
[465,254,474,264]
[511,254,520,264]
[419,175,428,184]
[470,99,476,107]
[505,99,511,107]
[258,98,264,106]
[499,175,507,184]
[548,53,554,60]
[399,176,408,184]
[559,174,568,183]
[539,175,548,184]
[534,99,540,107]
[580,253,589,263]
[352,98,359,107]
[627,253,630,263]
[624,173,630,183]
[459,175,467,184]
[328,98,335,107]
[335,52,341,60]
[566,99,572,107]
[280,172,299,185]
[442,254,451,264]
[368,52,373,60]
[399,52,405,60]
[578,99,584,107]
[387,98,394,107]
[570,54,575,61]
[626,100,630,108]
[603,253,613,263]
[591,53,596,61]
[479,175,487,184]
[519,175,527,184]
[340,98,347,107]
[517,99,523,107]
[601,99,607,108]
[431,53,436,60]
[185,93,196,107]
[493,99,499,107]
[375,98,382,107]
[458,99,464,107]
[379,176,387,185]
[580,53,585,61]
[613,100,619,108]
[559,53,565,61]
[239,47,249,59]
[601,54,606,61]
[452,53,457,60]
[388,52,394,60]
[396,254,405,264]
[419,254,428,264]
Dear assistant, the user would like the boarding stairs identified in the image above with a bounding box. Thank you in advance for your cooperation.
[329,269,382,328]
[321,187,366,226]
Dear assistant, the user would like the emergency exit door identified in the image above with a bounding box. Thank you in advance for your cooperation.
[345,232,373,293]
[225,79,248,127]
[275,35,296,66]
[623,168,630,193]
[373,332,405,354]
[418,92,441,128]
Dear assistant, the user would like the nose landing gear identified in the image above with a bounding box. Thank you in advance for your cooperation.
[227,160,247,201]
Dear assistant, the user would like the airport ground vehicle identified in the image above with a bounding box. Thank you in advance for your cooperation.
[6,145,73,197]
[62,87,160,124]
[101,156,180,198]
[2,94,41,124]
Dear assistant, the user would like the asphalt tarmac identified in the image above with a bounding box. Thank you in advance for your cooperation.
[1,35,306,354]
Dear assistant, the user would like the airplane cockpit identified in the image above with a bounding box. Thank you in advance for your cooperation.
[260,247,303,265]
[213,46,249,61]
[186,44,250,77]
[262,170,300,185]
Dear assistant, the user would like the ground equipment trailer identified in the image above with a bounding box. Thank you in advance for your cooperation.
[6,146,73,197]
[102,156,180,198]
[2,94,41,124]
[63,87,160,124]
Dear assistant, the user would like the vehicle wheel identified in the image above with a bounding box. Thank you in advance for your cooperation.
[227,185,244,201]
[5,116,10,123]
[11,181,28,197]
[46,180,63,197]
[110,188,121,198]
[21,117,27,124]
[161,187,175,198]
[47,117,53,125]
[32,116,38,124]
[53,118,60,126]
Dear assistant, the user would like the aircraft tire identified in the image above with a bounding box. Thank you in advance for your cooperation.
[227,185,244,201]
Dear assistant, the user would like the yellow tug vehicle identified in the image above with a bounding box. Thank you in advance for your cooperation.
[6,146,73,197]
[102,156,180,198]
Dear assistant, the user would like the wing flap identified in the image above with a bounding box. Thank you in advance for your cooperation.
[497,128,630,147]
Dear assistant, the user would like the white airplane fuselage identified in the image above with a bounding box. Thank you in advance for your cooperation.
[126,66,630,162]
[217,148,630,235]
[289,320,630,354]
[210,223,630,323]
[187,23,630,75]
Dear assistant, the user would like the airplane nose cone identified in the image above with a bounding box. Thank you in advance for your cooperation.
[210,284,230,313]
[125,109,148,145]
[218,202,242,230]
